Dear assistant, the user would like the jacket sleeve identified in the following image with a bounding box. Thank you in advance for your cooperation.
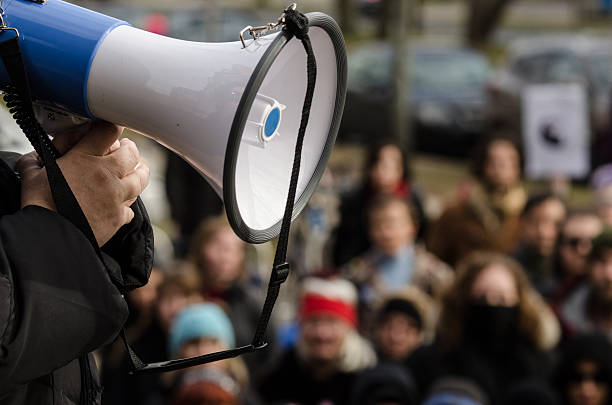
[0,206,129,394]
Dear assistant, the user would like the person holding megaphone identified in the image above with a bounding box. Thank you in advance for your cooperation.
[0,120,153,404]
[0,0,348,402]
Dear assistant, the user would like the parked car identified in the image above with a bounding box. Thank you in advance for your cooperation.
[487,35,612,167]
[84,3,268,42]
[339,42,491,156]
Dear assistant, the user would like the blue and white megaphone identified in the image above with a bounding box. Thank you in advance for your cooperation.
[0,0,347,244]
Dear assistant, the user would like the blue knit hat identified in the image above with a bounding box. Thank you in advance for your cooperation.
[169,303,236,356]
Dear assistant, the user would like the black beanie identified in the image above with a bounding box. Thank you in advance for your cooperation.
[380,298,423,330]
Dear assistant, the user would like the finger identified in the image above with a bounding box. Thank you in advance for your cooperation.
[119,162,150,202]
[122,206,135,226]
[16,152,43,175]
[105,138,140,178]
[73,121,123,156]
[51,121,93,155]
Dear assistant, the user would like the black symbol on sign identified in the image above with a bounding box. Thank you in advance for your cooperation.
[540,121,562,147]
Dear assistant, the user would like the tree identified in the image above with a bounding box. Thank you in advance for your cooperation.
[337,0,356,35]
[465,0,514,48]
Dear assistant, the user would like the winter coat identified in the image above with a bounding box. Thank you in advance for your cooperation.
[408,339,553,405]
[257,332,376,405]
[257,348,358,405]
[428,183,526,267]
[0,152,154,404]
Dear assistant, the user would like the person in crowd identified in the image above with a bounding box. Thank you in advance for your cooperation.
[550,210,603,306]
[168,303,259,405]
[409,252,559,404]
[428,135,526,267]
[557,229,612,340]
[0,122,153,404]
[375,287,434,364]
[343,196,451,329]
[348,363,419,405]
[156,263,203,332]
[165,150,223,257]
[257,277,376,405]
[333,138,426,267]
[513,193,567,298]
[554,333,612,405]
[189,215,272,375]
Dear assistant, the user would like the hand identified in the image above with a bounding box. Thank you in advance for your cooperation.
[18,121,150,246]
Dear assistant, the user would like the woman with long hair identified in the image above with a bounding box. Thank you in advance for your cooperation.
[409,252,559,404]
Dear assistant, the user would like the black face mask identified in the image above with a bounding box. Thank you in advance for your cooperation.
[464,303,519,352]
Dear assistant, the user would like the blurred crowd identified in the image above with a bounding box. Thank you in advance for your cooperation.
[99,135,612,405]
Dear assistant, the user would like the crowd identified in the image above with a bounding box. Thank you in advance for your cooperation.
[100,135,612,405]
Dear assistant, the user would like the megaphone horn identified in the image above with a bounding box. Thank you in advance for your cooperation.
[0,0,347,244]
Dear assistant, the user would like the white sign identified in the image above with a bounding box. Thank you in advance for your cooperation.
[522,83,590,179]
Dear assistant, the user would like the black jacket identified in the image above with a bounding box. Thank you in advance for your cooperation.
[0,152,154,404]
[257,348,358,405]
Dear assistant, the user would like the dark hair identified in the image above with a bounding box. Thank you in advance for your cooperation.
[521,192,566,219]
[554,333,612,405]
[378,297,423,330]
[365,138,411,183]
[367,195,418,230]
[470,134,522,182]
[349,364,419,405]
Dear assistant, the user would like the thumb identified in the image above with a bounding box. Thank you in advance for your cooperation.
[72,121,123,156]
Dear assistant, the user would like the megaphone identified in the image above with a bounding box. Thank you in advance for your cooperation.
[0,0,347,244]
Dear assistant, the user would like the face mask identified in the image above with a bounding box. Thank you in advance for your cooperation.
[464,303,519,351]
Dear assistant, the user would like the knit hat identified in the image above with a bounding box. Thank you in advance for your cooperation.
[169,302,235,356]
[379,297,423,330]
[299,277,358,328]
[349,364,419,405]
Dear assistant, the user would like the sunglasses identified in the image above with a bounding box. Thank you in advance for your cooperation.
[561,236,592,249]
[568,371,607,384]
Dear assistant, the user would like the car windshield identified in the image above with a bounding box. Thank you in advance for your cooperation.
[590,52,612,86]
[348,46,489,91]
[411,51,490,90]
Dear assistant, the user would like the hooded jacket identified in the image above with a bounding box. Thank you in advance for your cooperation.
[0,151,154,404]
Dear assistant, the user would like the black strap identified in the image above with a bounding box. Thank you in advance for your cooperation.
[0,31,100,405]
[252,7,316,348]
[131,6,317,374]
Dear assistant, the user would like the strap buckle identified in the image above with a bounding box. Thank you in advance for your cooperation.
[270,262,290,286]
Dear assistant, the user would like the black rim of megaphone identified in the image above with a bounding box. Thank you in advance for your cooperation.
[223,12,347,244]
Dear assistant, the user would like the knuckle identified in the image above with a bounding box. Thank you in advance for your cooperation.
[123,139,139,160]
